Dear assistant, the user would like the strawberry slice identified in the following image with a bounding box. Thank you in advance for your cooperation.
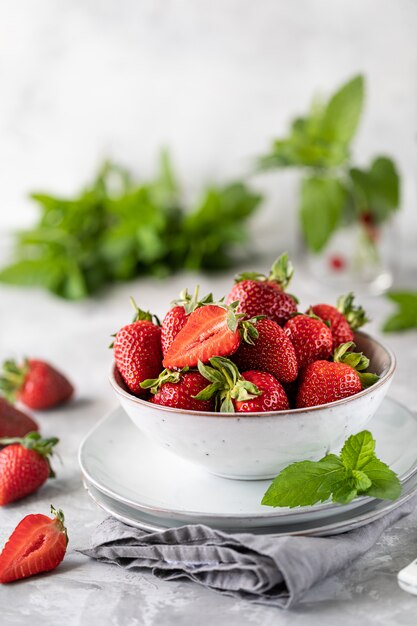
[163,305,241,368]
[0,506,68,583]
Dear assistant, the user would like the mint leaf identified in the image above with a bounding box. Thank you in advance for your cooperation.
[261,454,346,508]
[300,176,347,252]
[332,481,358,505]
[383,292,417,332]
[321,74,364,144]
[262,430,401,508]
[361,458,402,500]
[352,469,372,492]
[0,158,261,299]
[350,156,400,224]
[340,430,375,471]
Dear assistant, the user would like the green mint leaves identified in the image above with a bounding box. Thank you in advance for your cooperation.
[262,430,401,508]
[257,74,400,253]
[0,153,262,300]
[300,176,347,253]
[383,292,417,332]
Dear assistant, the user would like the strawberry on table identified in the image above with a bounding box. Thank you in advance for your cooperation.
[195,357,289,412]
[162,304,241,368]
[284,313,333,369]
[226,252,298,326]
[310,293,369,349]
[113,299,163,396]
[161,287,214,356]
[232,318,298,383]
[0,398,38,439]
[141,368,214,411]
[296,342,379,408]
[0,506,68,583]
[0,432,59,505]
[0,359,73,410]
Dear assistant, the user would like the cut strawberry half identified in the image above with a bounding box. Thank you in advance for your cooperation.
[0,506,68,583]
[162,305,241,368]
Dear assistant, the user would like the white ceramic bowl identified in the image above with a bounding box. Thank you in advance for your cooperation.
[110,331,396,480]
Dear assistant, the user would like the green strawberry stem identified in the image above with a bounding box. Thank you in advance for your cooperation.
[268,252,294,289]
[195,357,262,412]
[234,251,294,290]
[141,367,189,394]
[130,297,159,324]
[50,505,69,545]
[333,342,379,389]
[337,293,369,330]
[173,286,215,315]
[0,359,29,403]
[0,432,59,478]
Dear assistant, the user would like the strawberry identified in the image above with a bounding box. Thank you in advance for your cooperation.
[162,304,241,368]
[310,293,368,349]
[161,287,213,356]
[0,432,58,505]
[0,505,68,583]
[296,342,379,408]
[195,357,289,412]
[232,318,298,383]
[284,313,333,369]
[0,359,73,410]
[0,398,38,439]
[141,368,214,411]
[113,299,163,395]
[233,371,289,413]
[226,252,298,326]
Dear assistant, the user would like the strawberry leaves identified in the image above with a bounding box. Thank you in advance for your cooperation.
[333,342,379,389]
[262,430,401,508]
[195,357,261,412]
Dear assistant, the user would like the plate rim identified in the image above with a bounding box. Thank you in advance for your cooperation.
[79,396,417,524]
[84,476,417,537]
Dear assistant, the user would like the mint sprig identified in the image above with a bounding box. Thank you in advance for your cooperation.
[261,430,401,508]
[383,291,417,333]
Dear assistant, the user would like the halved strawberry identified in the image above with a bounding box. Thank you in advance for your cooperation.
[162,305,241,368]
[0,506,68,583]
[161,287,214,356]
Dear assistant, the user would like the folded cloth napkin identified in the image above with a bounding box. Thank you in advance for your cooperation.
[80,498,415,609]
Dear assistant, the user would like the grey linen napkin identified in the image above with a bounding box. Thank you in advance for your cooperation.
[80,498,415,609]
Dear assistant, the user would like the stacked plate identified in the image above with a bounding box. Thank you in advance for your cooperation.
[79,397,417,537]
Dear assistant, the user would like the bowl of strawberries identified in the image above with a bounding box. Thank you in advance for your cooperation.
[110,254,395,479]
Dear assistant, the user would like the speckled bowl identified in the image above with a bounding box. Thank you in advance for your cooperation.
[110,331,396,480]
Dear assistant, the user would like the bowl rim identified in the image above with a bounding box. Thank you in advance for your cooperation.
[109,330,396,418]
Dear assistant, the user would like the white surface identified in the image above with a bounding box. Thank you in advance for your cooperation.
[79,397,417,528]
[0,0,416,257]
[398,558,417,596]
[0,269,417,624]
[110,331,393,479]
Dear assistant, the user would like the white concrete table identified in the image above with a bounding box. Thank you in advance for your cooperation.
[1,269,416,626]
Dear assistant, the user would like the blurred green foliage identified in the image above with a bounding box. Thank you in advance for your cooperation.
[0,153,262,300]
[258,75,400,253]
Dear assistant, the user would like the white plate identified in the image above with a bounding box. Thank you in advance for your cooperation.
[83,477,417,537]
[79,397,417,529]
